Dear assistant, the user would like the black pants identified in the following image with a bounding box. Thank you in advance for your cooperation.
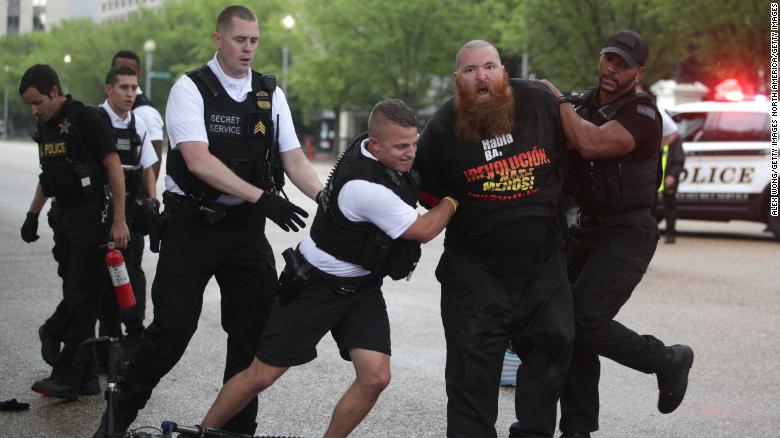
[559,213,669,433]
[97,225,147,340]
[662,189,677,234]
[118,193,277,434]
[436,245,574,438]
[44,197,111,387]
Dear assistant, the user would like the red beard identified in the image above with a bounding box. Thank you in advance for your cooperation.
[454,72,514,143]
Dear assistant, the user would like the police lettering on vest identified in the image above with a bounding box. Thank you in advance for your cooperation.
[36,99,100,205]
[166,65,280,201]
[310,133,421,280]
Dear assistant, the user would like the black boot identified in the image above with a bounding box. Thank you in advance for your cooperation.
[31,378,78,401]
[657,344,694,414]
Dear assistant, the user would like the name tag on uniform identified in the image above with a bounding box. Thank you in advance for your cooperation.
[116,137,132,151]
[206,111,243,138]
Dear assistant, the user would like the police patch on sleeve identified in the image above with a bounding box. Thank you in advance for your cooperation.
[636,105,656,120]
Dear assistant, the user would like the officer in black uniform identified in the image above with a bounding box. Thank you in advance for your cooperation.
[659,131,685,243]
[95,65,159,365]
[201,99,458,436]
[538,30,694,438]
[19,64,130,401]
[94,6,323,437]
[416,40,573,438]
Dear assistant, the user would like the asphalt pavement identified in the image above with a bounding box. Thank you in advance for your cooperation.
[0,139,778,437]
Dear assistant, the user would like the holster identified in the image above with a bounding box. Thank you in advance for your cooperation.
[276,247,311,304]
[149,208,164,253]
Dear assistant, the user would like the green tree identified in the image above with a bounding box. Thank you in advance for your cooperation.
[496,0,769,94]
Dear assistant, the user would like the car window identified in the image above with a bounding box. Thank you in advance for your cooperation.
[677,113,706,142]
[692,111,770,142]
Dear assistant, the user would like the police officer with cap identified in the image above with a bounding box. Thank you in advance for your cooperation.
[539,30,694,437]
[19,63,130,401]
[95,65,159,363]
[200,99,457,436]
[94,5,322,436]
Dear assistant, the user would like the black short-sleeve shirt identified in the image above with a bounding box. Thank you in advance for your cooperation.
[415,79,566,265]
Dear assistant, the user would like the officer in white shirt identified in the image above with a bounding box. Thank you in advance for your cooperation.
[94,5,323,437]
[201,99,458,437]
[95,65,158,361]
[111,50,165,180]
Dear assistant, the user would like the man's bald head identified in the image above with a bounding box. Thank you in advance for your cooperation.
[455,40,500,71]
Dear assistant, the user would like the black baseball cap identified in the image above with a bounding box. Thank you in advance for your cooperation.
[600,29,648,68]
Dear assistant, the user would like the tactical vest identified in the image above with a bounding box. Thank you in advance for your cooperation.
[166,65,282,200]
[565,88,662,215]
[96,107,144,199]
[36,99,102,206]
[310,133,422,280]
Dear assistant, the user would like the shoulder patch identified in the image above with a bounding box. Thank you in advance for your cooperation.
[636,105,656,120]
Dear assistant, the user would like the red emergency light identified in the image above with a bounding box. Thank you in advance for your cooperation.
[713,79,744,102]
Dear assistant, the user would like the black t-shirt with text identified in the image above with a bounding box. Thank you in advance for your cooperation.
[415,79,566,263]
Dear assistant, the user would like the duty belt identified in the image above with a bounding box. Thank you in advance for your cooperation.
[162,190,256,224]
[577,208,651,228]
[301,257,381,296]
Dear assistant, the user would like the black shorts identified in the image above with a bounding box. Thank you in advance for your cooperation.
[256,279,390,367]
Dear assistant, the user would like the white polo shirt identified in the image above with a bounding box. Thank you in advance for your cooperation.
[99,100,158,170]
[299,139,418,277]
[164,53,300,204]
[133,89,164,143]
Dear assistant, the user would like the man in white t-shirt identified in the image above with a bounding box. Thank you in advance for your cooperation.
[201,100,458,437]
[95,65,158,363]
[111,50,165,180]
[95,6,323,437]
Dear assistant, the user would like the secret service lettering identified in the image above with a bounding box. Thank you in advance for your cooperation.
[207,112,243,137]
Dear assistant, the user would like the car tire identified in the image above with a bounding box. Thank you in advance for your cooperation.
[767,211,780,242]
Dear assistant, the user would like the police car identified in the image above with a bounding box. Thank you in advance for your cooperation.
[661,99,778,241]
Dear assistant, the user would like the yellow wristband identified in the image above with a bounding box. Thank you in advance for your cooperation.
[442,196,458,212]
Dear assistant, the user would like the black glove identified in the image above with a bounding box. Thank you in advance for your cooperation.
[21,212,40,243]
[0,398,30,411]
[255,191,309,232]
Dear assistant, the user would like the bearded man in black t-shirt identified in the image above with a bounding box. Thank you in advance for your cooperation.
[538,29,694,438]
[415,40,574,438]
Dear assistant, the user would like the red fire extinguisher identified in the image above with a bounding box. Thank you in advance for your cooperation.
[105,242,136,308]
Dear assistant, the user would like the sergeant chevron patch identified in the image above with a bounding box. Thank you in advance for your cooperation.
[254,120,266,135]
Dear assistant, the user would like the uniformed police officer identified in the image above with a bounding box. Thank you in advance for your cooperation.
[110,50,165,180]
[416,40,574,438]
[19,64,130,401]
[201,99,457,436]
[657,109,685,243]
[94,5,323,436]
[539,30,694,437]
[95,65,159,362]
[108,51,166,345]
